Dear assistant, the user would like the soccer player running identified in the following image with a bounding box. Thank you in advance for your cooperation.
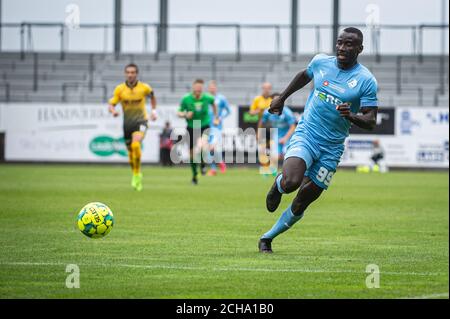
[250,83,273,169]
[259,27,378,253]
[207,80,231,176]
[178,79,218,185]
[259,92,297,175]
[108,63,157,192]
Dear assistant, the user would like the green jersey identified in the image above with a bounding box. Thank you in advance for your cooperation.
[179,93,215,128]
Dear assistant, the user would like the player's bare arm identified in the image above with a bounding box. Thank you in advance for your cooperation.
[336,103,377,130]
[279,123,296,145]
[108,104,119,117]
[269,70,312,114]
[177,110,193,119]
[211,102,220,126]
[149,92,158,121]
[257,116,264,129]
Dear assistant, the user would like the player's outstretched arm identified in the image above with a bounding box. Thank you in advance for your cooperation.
[269,70,312,114]
[222,99,231,119]
[108,86,121,117]
[150,94,158,121]
[211,102,220,125]
[177,110,194,119]
[336,104,377,130]
[108,104,119,117]
[178,98,193,119]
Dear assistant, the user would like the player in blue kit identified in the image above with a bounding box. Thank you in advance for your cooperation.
[260,93,297,161]
[207,80,231,175]
[259,27,379,253]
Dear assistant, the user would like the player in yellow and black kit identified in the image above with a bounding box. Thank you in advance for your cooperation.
[250,82,273,173]
[108,63,157,191]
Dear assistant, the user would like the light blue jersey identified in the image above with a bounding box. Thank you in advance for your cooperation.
[208,93,230,146]
[262,106,297,155]
[285,53,378,189]
[262,106,297,140]
[299,53,378,144]
[209,93,231,131]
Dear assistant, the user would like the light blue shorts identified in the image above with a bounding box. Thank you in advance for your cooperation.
[284,133,344,189]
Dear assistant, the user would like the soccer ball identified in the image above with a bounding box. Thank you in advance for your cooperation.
[77,202,114,239]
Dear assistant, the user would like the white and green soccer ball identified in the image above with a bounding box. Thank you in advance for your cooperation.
[77,202,114,239]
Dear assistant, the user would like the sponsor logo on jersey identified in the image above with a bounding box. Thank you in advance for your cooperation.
[324,81,346,94]
[314,89,345,106]
[123,99,143,106]
[194,102,203,111]
[347,79,358,88]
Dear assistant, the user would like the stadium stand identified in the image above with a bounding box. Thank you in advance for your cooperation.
[0,52,448,106]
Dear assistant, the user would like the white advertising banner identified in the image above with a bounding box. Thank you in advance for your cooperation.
[1,103,448,168]
[0,103,5,133]
[341,107,449,168]
[1,103,238,163]
[3,103,163,162]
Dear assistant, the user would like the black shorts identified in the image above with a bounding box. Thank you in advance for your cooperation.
[371,153,384,163]
[123,120,148,147]
[186,125,209,150]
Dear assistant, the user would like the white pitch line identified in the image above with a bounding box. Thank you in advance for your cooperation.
[401,292,449,299]
[0,261,444,276]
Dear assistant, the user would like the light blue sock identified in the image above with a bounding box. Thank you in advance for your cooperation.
[276,174,285,193]
[209,151,217,171]
[261,205,304,240]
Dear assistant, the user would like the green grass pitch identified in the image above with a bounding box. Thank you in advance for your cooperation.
[0,164,448,299]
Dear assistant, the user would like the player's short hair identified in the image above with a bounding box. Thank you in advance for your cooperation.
[124,63,139,73]
[271,92,281,98]
[342,27,364,44]
[208,80,217,86]
[193,78,204,85]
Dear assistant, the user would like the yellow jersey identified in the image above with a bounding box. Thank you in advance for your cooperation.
[109,81,153,123]
[250,95,272,114]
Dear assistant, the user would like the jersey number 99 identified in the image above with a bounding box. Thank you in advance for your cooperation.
[316,167,334,186]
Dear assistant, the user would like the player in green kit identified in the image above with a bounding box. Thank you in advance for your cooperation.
[178,79,218,185]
